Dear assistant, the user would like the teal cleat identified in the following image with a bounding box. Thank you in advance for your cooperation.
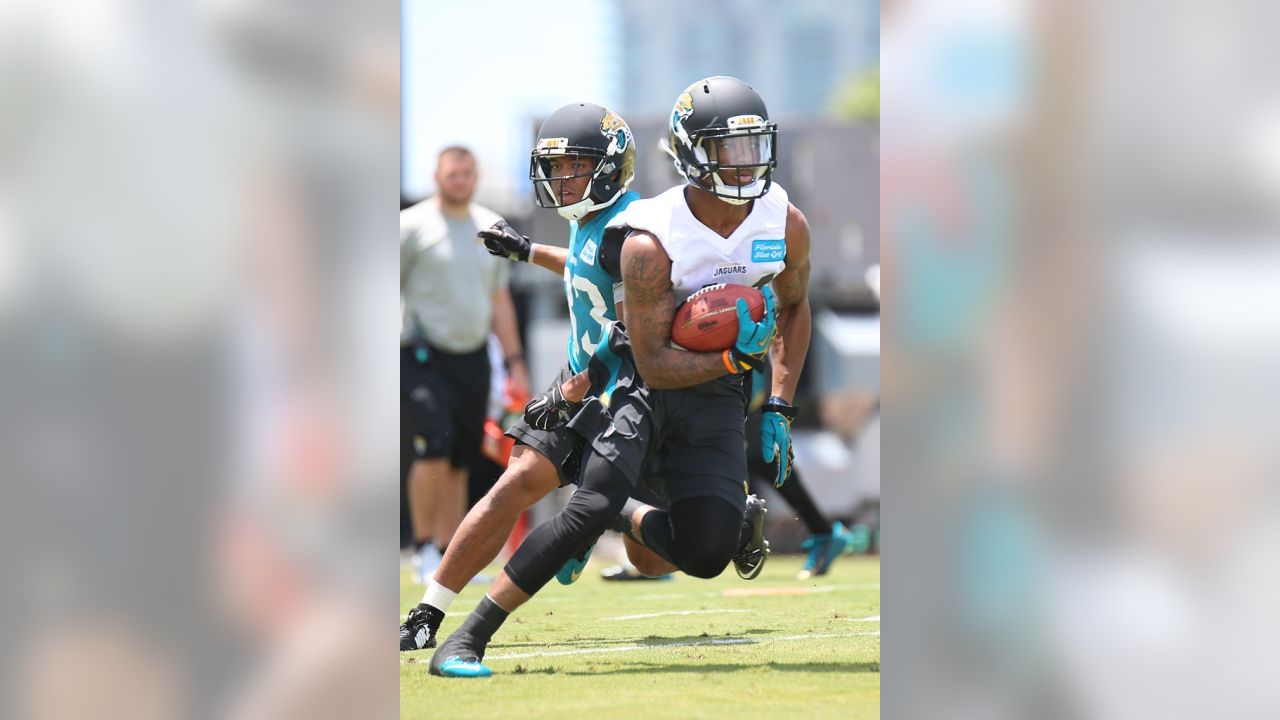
[797,521,856,580]
[556,542,595,585]
[429,631,493,678]
[846,523,872,555]
[435,656,493,678]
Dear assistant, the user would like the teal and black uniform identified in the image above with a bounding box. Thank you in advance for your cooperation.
[505,191,639,485]
[562,194,635,378]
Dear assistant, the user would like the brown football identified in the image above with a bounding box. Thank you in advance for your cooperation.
[671,284,765,352]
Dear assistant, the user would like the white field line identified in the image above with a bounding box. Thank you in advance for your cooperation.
[479,630,880,662]
[402,607,880,625]
[606,609,753,621]
[702,582,880,597]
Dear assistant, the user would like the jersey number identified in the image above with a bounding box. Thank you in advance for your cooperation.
[570,275,610,357]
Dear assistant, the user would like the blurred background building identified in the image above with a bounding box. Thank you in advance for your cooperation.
[402,0,880,542]
[613,0,879,119]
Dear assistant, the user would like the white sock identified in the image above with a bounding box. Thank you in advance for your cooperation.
[421,579,457,612]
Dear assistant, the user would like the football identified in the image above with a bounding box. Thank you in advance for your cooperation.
[671,284,765,352]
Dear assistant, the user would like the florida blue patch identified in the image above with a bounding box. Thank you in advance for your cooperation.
[751,238,786,262]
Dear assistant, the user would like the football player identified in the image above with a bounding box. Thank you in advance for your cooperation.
[399,103,657,652]
[430,76,810,678]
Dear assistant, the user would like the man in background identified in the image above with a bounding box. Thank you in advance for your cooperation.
[401,146,529,582]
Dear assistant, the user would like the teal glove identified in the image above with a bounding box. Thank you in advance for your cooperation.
[725,285,777,373]
[761,396,796,487]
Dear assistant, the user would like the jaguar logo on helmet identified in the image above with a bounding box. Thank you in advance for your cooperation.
[670,90,696,147]
[600,112,630,155]
[673,91,694,122]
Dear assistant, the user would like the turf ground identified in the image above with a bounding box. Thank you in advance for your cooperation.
[400,554,879,719]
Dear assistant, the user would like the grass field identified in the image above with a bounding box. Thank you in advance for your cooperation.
[401,554,880,719]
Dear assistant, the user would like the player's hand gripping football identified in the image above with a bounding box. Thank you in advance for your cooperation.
[761,396,796,487]
[479,220,532,262]
[724,285,777,374]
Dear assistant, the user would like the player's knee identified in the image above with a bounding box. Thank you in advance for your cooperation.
[560,486,622,537]
[493,449,559,507]
[566,487,616,524]
[673,531,738,579]
[680,549,731,579]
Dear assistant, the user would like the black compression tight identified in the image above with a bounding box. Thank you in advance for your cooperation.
[502,450,747,594]
[638,495,746,579]
[502,451,632,596]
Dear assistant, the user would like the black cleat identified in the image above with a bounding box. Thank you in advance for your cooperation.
[428,630,493,678]
[732,494,770,580]
[400,603,443,652]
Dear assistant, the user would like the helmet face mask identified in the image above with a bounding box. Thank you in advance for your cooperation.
[667,77,778,205]
[529,104,636,221]
[530,149,607,220]
[692,125,776,205]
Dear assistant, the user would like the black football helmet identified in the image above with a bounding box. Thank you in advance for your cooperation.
[666,76,778,205]
[530,102,636,221]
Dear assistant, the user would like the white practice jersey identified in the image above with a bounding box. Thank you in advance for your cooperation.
[606,183,789,304]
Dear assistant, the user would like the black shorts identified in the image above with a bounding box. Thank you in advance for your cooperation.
[506,364,585,487]
[571,324,751,512]
[401,343,490,471]
[744,411,769,483]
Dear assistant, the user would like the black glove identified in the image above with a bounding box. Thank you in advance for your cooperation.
[523,383,578,430]
[478,220,532,262]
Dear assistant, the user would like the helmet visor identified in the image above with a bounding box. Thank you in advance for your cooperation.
[699,132,774,185]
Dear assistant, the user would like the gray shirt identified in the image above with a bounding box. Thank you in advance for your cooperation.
[400,198,510,352]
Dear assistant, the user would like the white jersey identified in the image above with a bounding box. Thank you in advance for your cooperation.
[606,183,789,304]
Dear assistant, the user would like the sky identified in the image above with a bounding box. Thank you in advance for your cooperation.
[401,0,618,203]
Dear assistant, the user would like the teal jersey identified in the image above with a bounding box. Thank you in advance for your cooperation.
[564,191,639,375]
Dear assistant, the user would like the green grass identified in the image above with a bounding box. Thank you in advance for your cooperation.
[401,554,879,719]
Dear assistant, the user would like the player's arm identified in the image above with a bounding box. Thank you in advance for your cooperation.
[490,286,530,398]
[621,231,735,389]
[756,204,812,488]
[479,220,568,276]
[769,204,813,403]
[528,244,569,275]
